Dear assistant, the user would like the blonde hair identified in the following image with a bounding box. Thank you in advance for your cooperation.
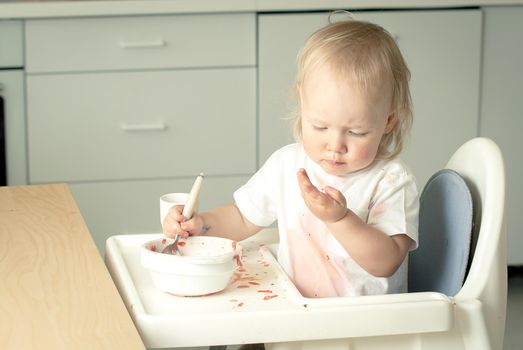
[293,19,413,160]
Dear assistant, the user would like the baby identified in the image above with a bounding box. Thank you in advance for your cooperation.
[163,18,419,298]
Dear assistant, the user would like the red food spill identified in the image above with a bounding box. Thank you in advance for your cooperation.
[248,281,260,285]
[257,289,273,293]
[258,260,270,267]
[177,241,186,246]
[237,302,244,307]
[230,273,242,284]
[237,285,250,289]
[263,295,278,300]
[150,244,157,252]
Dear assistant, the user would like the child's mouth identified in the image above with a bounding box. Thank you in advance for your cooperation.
[324,159,345,167]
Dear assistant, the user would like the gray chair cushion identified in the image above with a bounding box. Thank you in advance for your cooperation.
[408,169,473,296]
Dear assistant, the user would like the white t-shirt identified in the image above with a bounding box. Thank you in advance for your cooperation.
[234,143,419,298]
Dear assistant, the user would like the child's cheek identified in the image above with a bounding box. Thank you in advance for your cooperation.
[352,146,374,166]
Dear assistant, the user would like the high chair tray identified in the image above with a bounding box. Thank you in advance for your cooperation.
[105,230,454,348]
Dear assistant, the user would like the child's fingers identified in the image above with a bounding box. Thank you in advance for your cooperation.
[324,186,346,206]
[180,218,196,233]
[297,168,321,198]
[163,209,191,238]
[296,168,312,189]
[168,205,185,221]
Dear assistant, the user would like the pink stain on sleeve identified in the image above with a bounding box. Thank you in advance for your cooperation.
[372,202,387,217]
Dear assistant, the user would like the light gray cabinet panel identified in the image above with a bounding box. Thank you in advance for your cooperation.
[27,68,256,183]
[25,14,255,73]
[480,7,523,265]
[0,20,23,67]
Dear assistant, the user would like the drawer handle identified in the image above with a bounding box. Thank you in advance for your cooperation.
[120,122,167,132]
[119,39,167,49]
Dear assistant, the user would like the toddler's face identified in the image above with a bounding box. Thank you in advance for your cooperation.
[300,64,395,176]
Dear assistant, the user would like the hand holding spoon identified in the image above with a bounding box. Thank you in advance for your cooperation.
[162,173,204,255]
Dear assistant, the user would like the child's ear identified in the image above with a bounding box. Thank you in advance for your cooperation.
[384,112,397,134]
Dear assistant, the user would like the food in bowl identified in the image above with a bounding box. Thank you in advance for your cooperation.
[141,236,242,296]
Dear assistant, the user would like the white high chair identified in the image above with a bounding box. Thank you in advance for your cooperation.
[266,137,507,350]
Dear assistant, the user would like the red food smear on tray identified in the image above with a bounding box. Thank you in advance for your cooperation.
[263,295,278,301]
[237,285,250,289]
[257,289,273,293]
[177,241,186,246]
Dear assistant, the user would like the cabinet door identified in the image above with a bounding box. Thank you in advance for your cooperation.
[480,7,523,265]
[0,20,23,67]
[70,175,250,254]
[0,70,26,185]
[259,10,481,187]
[27,68,256,182]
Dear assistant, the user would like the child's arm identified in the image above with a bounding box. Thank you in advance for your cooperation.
[297,168,413,277]
[163,204,263,242]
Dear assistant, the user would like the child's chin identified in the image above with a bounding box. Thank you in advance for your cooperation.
[322,165,349,177]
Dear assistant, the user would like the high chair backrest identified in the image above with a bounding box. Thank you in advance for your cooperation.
[445,137,507,349]
[409,168,474,296]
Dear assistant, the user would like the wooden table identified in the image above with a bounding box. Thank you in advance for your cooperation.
[0,184,145,350]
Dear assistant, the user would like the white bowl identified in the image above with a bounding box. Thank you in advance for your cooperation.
[141,236,242,296]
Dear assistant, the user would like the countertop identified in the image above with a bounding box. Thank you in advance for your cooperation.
[1,0,523,19]
[0,184,145,349]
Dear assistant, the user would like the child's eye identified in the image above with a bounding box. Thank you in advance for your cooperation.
[349,131,367,137]
[313,125,327,131]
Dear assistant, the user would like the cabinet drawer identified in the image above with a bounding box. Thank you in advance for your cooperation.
[27,68,256,182]
[70,175,250,253]
[0,20,23,67]
[25,13,255,73]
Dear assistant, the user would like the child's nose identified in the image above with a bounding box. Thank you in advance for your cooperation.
[328,134,348,154]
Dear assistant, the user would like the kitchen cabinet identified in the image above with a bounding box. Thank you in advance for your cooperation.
[258,9,482,188]
[0,20,26,186]
[24,13,256,252]
[480,6,523,265]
